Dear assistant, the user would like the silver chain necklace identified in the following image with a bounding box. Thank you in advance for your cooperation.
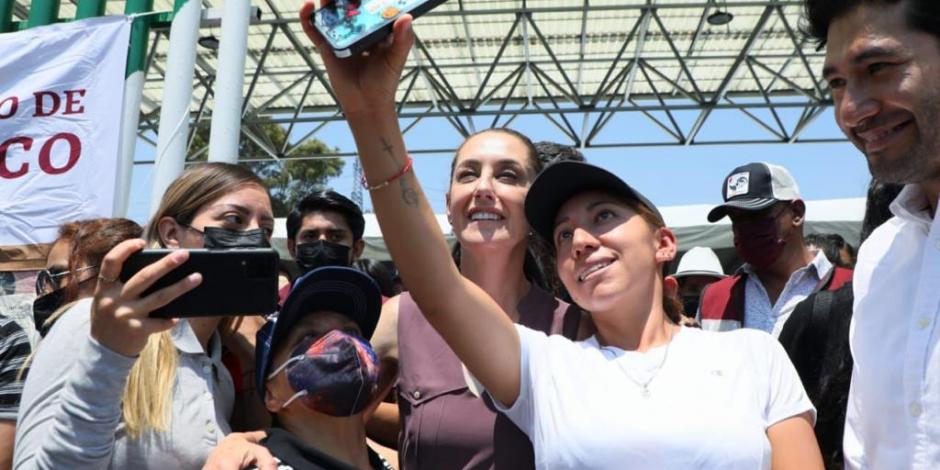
[607,328,676,399]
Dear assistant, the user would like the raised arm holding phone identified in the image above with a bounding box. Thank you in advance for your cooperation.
[298,4,824,468]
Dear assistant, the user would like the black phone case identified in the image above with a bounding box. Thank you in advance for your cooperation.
[119,249,279,318]
[313,0,448,58]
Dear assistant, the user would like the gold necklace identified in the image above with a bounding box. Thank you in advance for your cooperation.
[606,328,676,399]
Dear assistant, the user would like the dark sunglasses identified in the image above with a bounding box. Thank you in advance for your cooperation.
[35,265,97,296]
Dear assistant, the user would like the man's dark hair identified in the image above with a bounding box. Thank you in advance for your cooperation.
[803,0,940,47]
[286,190,365,242]
[805,233,855,268]
[860,180,904,243]
[534,141,586,166]
[354,258,398,298]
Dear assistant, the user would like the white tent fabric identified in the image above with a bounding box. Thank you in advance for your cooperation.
[271,198,865,262]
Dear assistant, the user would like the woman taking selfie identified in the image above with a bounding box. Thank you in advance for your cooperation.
[15,163,275,469]
[300,8,822,469]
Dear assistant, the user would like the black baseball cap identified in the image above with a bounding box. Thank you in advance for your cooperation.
[255,266,381,395]
[525,160,663,243]
[707,162,801,223]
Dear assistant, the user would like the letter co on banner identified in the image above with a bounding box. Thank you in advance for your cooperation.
[0,16,131,253]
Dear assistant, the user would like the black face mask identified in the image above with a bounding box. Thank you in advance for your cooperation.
[295,240,352,274]
[33,288,66,337]
[681,295,700,319]
[200,226,270,249]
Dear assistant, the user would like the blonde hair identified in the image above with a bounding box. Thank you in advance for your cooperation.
[122,163,267,437]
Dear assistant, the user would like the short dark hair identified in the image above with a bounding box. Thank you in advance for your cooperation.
[805,233,855,268]
[286,190,365,242]
[803,0,940,47]
[860,180,904,243]
[354,259,398,298]
[534,141,586,166]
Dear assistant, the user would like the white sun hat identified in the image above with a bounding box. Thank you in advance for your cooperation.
[674,246,726,279]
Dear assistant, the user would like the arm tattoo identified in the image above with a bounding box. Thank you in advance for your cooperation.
[400,178,419,208]
[380,137,397,161]
[379,136,419,208]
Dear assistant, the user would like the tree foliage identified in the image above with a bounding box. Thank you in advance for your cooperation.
[188,121,345,216]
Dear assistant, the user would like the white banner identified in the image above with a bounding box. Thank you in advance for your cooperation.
[0,16,131,247]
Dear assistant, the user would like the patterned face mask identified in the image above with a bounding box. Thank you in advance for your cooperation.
[267,329,380,416]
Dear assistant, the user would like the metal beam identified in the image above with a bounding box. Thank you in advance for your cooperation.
[239,2,810,27]
[685,4,776,144]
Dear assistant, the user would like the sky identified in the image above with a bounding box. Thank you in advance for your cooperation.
[125,104,873,224]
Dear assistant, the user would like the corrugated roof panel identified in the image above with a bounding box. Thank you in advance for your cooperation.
[8,0,832,145]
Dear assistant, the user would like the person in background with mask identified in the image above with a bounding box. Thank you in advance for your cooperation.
[672,246,725,318]
[14,163,275,469]
[281,191,366,305]
[0,219,142,470]
[699,163,852,336]
[210,266,393,470]
[31,219,144,338]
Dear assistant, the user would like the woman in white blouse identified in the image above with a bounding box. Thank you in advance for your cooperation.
[299,8,823,469]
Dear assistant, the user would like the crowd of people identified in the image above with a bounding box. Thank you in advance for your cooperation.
[0,0,938,468]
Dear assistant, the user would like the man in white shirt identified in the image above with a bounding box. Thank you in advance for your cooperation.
[806,0,940,467]
[698,163,850,336]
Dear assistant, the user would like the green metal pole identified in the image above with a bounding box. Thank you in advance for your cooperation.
[0,0,14,32]
[75,0,105,19]
[26,0,60,27]
[114,0,154,216]
[124,0,153,77]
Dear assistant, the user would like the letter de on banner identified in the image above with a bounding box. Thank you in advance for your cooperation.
[0,16,131,249]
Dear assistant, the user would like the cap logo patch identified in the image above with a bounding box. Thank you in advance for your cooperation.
[726,172,750,198]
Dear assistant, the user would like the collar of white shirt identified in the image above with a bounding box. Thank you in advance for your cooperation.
[891,184,935,226]
[739,249,833,287]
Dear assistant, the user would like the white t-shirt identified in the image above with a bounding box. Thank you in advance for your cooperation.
[494,325,814,469]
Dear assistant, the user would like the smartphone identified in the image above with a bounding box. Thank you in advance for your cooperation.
[119,249,279,318]
[312,0,448,58]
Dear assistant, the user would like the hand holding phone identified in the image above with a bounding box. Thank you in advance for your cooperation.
[300,3,415,119]
[311,0,447,58]
[91,240,201,357]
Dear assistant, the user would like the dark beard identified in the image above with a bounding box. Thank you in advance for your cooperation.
[867,92,940,184]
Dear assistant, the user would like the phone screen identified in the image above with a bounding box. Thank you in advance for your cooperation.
[314,0,431,50]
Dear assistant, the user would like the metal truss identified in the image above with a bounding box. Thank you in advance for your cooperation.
[131,0,845,161]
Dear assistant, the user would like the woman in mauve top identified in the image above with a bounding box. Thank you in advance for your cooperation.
[365,121,586,470]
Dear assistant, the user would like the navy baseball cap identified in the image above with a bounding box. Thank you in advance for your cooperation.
[255,266,381,396]
[707,162,801,222]
[525,160,663,243]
